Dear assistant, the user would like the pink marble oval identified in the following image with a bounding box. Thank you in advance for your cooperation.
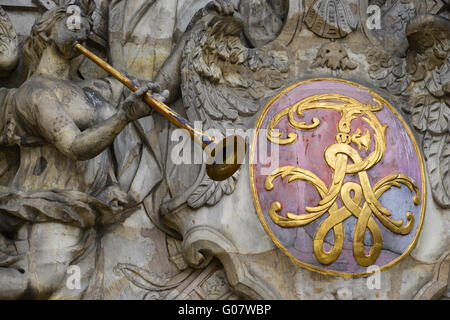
[250,79,426,276]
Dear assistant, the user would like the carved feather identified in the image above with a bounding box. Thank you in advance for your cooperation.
[187,174,238,209]
[423,133,450,208]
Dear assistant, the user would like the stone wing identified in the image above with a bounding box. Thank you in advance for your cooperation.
[180,15,260,209]
[404,15,450,208]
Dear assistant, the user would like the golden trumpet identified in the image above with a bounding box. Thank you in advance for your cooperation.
[75,43,245,181]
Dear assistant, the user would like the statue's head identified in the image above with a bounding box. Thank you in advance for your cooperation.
[23,1,95,76]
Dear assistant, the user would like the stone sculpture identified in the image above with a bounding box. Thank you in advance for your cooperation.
[0,0,168,299]
[0,0,447,300]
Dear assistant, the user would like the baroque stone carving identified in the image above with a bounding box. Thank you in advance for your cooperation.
[0,1,170,299]
[413,250,450,300]
[0,0,448,301]
[158,8,289,213]
[405,15,450,208]
[311,42,357,70]
[114,259,239,300]
[364,3,450,208]
[238,0,289,47]
[305,0,358,39]
[0,6,18,76]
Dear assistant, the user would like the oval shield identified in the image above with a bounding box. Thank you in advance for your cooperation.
[250,78,426,276]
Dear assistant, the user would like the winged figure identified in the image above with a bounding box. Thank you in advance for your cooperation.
[404,14,450,208]
[151,2,289,214]
[0,6,18,76]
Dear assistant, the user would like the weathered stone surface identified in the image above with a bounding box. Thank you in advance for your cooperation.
[0,0,447,300]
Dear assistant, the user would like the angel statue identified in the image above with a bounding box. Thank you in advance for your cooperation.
[138,0,290,220]
[0,1,169,299]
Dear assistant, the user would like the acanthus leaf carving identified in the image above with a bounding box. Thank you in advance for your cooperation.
[366,47,411,95]
[427,97,449,135]
[410,95,429,133]
[426,61,449,97]
[423,132,450,208]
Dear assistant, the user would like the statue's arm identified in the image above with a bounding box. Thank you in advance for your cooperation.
[33,86,152,161]
[152,33,189,105]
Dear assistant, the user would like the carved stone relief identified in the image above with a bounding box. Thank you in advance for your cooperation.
[311,42,357,70]
[0,0,447,301]
[305,0,358,39]
[0,7,18,75]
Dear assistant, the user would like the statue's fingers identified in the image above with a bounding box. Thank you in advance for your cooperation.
[148,82,161,93]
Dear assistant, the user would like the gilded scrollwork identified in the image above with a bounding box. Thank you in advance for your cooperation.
[264,93,420,266]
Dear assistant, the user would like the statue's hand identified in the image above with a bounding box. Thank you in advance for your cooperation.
[206,0,236,16]
[120,82,169,121]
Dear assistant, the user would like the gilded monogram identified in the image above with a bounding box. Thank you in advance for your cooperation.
[264,94,420,267]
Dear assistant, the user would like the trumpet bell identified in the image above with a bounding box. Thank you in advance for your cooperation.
[206,135,247,181]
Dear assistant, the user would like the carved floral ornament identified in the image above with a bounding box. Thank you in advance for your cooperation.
[250,78,426,276]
